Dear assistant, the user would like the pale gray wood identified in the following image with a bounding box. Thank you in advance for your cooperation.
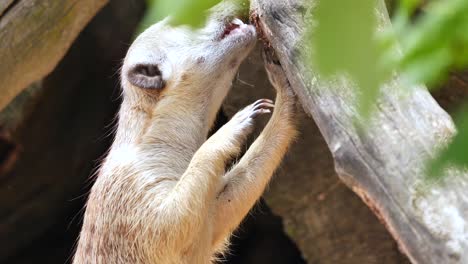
[225,45,409,263]
[0,0,108,111]
[0,0,15,17]
[251,0,468,263]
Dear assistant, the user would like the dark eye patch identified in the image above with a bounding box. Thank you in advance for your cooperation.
[127,64,165,90]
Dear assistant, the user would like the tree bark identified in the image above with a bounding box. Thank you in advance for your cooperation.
[251,0,468,263]
[0,0,109,111]
[224,45,409,263]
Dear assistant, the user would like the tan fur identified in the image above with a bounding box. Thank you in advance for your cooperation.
[73,2,296,263]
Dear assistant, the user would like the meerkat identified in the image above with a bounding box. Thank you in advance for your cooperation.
[73,2,296,263]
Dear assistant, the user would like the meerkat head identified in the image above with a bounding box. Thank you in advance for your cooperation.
[120,1,256,131]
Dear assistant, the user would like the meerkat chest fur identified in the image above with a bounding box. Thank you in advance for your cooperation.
[74,1,297,264]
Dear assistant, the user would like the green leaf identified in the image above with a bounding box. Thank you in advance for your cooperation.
[390,0,468,179]
[309,0,383,117]
[137,0,250,35]
[138,0,223,34]
[400,0,422,15]
[396,0,468,87]
[157,0,221,27]
[401,45,452,86]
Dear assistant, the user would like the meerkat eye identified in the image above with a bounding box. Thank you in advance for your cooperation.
[127,64,165,90]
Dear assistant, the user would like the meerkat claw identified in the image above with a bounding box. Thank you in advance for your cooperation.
[253,98,274,106]
[253,102,274,111]
[249,100,274,119]
[251,108,272,118]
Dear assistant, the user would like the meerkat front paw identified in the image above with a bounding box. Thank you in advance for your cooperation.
[228,99,274,139]
[262,48,295,99]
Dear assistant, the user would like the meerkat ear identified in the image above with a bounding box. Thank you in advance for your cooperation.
[127,64,165,90]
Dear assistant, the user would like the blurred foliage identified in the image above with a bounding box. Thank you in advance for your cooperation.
[139,0,249,34]
[309,0,383,116]
[393,0,468,86]
[310,0,468,178]
[137,0,221,33]
[139,0,468,178]
[399,0,468,178]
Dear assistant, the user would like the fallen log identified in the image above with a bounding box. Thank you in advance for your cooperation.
[251,0,468,263]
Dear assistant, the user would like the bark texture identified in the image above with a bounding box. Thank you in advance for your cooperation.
[0,0,109,111]
[251,0,468,263]
[225,46,410,263]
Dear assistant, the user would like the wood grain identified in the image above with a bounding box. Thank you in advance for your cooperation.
[251,0,468,263]
[0,0,108,111]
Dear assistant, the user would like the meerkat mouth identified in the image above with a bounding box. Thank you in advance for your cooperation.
[221,18,245,39]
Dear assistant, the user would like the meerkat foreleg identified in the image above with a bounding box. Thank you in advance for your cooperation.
[212,51,297,248]
[158,98,274,243]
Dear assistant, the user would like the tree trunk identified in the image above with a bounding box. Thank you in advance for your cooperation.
[224,45,410,263]
[251,0,468,263]
[0,0,109,111]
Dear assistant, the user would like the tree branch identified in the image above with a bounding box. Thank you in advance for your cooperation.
[251,0,468,263]
[0,0,108,111]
